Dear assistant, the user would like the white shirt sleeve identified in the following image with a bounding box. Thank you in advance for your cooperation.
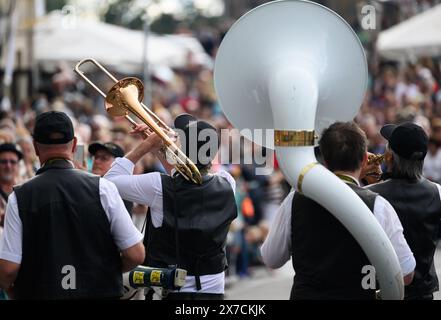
[104,157,162,207]
[373,195,416,276]
[0,192,22,264]
[260,191,294,269]
[99,178,144,251]
[104,157,163,228]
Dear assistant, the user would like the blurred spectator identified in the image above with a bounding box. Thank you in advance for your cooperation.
[431,118,441,145]
[89,142,124,177]
[88,141,136,216]
[423,138,441,183]
[16,137,39,181]
[0,143,23,232]
[0,130,15,144]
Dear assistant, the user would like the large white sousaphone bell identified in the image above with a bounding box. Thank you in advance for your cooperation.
[214,0,404,299]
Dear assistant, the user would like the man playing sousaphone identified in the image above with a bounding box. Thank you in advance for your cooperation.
[104,113,238,300]
[261,121,415,300]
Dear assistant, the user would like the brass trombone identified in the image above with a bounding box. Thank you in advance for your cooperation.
[363,153,385,183]
[74,58,202,184]
[367,153,385,166]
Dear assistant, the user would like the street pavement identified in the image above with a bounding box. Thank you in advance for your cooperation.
[225,242,441,300]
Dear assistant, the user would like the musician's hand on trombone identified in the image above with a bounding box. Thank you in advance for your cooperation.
[129,123,152,138]
[126,132,164,164]
[129,124,179,143]
[140,132,164,154]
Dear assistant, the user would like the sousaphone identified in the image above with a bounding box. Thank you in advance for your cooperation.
[214,0,403,299]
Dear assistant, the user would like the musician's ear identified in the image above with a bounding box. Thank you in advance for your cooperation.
[33,140,40,156]
[361,152,368,167]
[385,151,393,163]
[71,137,78,153]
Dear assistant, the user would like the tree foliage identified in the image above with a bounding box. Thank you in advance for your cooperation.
[103,0,221,34]
[46,0,68,12]
[150,13,179,34]
[104,0,137,28]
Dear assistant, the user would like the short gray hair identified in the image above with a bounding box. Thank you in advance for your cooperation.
[388,144,423,180]
[35,140,74,152]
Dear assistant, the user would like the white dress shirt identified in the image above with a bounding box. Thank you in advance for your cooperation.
[260,182,417,277]
[104,157,236,294]
[0,178,143,265]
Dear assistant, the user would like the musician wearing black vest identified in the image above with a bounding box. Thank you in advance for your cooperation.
[105,114,237,300]
[0,111,145,299]
[261,121,415,300]
[367,122,441,300]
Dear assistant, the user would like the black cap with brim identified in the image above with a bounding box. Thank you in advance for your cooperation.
[88,142,124,158]
[33,111,74,144]
[380,122,428,160]
[174,113,197,131]
[379,124,397,141]
[173,113,219,168]
[0,143,23,160]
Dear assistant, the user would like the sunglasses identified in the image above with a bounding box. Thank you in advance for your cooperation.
[0,159,18,165]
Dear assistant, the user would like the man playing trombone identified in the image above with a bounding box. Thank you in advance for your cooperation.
[367,122,441,300]
[104,113,237,300]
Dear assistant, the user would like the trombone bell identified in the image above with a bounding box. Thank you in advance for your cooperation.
[105,77,144,117]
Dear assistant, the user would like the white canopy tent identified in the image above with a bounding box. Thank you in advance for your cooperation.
[377,4,441,60]
[34,11,212,74]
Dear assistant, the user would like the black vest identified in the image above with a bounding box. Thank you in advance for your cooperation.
[291,181,377,300]
[144,173,237,290]
[13,159,122,299]
[368,177,441,298]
